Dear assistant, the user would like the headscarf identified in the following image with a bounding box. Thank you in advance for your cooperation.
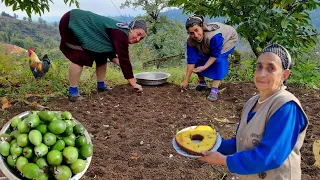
[185,15,204,29]
[261,43,292,70]
[129,20,147,33]
[116,20,147,34]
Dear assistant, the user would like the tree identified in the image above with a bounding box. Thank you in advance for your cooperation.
[53,21,58,27]
[1,0,80,18]
[169,0,320,57]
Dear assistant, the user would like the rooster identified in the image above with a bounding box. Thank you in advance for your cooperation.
[28,48,51,79]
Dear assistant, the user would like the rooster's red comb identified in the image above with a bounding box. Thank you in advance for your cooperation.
[27,48,35,57]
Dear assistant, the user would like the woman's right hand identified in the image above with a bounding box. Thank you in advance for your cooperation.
[180,81,188,89]
[132,83,143,92]
[128,78,143,92]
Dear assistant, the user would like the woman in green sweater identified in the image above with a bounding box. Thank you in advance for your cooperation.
[59,9,147,101]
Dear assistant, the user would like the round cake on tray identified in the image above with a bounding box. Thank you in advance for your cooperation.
[175,125,217,156]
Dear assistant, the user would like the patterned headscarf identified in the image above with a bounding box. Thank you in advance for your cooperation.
[185,15,204,29]
[116,20,147,34]
[129,20,147,34]
[261,43,292,70]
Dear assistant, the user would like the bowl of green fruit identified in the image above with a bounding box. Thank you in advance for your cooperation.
[0,111,93,180]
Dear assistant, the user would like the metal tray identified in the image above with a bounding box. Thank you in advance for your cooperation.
[0,111,92,180]
[134,72,171,86]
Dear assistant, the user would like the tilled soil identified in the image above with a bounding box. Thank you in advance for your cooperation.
[0,82,319,179]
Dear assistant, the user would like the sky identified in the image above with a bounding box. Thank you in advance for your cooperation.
[0,0,144,22]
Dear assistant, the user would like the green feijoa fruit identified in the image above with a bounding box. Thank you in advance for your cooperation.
[16,156,29,172]
[61,111,72,120]
[70,159,86,174]
[32,156,40,163]
[79,144,93,158]
[68,134,76,140]
[36,157,48,169]
[51,117,59,122]
[62,146,78,164]
[7,155,17,167]
[17,121,30,134]
[43,132,56,146]
[10,143,22,156]
[64,120,73,127]
[22,163,40,179]
[73,124,85,136]
[54,165,72,180]
[10,130,20,139]
[0,140,10,156]
[75,136,87,148]
[48,120,66,135]
[51,139,65,151]
[17,134,29,147]
[54,112,62,120]
[38,111,55,122]
[11,116,21,128]
[47,150,63,166]
[29,130,42,146]
[0,133,12,143]
[34,143,48,157]
[36,172,49,180]
[62,137,75,147]
[10,139,17,146]
[62,125,73,137]
[26,114,41,128]
[23,146,33,159]
[36,124,48,135]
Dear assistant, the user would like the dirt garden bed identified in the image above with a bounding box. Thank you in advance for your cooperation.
[1,82,319,179]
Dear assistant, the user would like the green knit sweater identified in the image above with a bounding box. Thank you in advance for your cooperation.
[68,9,129,53]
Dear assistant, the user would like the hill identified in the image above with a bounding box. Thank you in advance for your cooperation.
[0,16,59,44]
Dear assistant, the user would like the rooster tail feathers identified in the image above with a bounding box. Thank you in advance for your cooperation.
[42,54,51,63]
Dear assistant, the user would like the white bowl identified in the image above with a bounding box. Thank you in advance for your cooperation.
[0,111,92,180]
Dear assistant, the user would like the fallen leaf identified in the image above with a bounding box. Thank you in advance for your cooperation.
[2,103,12,110]
[1,97,8,104]
[45,90,52,95]
[24,94,34,98]
[1,97,11,110]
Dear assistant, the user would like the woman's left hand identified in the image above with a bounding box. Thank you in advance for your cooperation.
[193,66,207,73]
[198,151,227,165]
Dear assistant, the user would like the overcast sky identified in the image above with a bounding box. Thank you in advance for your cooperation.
[0,0,144,21]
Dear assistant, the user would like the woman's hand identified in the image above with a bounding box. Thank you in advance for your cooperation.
[128,78,143,92]
[180,81,188,89]
[132,83,143,92]
[111,58,120,67]
[193,66,207,73]
[198,151,227,165]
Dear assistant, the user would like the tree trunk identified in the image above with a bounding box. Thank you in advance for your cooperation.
[247,37,259,57]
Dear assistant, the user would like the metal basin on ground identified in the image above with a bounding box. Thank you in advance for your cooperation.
[134,72,171,86]
[0,111,92,180]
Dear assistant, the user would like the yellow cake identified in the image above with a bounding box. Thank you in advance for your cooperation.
[175,125,217,156]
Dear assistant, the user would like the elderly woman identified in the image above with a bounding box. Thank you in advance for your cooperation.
[59,9,147,101]
[180,15,238,101]
[199,44,308,179]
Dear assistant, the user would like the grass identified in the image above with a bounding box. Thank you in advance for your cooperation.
[0,51,319,102]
